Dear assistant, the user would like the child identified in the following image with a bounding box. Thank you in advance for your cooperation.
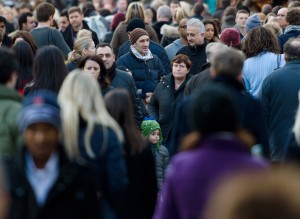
[141,118,170,189]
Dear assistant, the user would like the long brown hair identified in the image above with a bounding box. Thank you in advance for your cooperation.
[242,27,280,58]
[104,89,146,155]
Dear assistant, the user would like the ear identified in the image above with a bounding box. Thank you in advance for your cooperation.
[112,54,116,61]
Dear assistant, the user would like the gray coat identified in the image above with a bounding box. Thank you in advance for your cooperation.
[151,144,169,189]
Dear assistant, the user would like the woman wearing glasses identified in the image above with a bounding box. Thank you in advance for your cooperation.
[148,54,191,144]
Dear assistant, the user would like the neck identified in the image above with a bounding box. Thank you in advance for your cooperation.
[238,26,246,35]
[37,21,51,28]
[73,23,83,32]
[32,155,51,169]
[181,37,188,45]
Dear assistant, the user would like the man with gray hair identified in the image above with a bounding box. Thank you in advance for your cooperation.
[184,42,227,95]
[152,5,172,42]
[176,18,207,75]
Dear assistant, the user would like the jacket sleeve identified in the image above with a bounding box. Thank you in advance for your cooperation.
[160,48,172,74]
[146,24,159,43]
[53,30,71,59]
[148,87,160,120]
[111,24,122,55]
[157,58,166,77]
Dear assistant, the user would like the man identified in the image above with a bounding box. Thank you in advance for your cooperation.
[58,10,69,33]
[96,43,148,126]
[30,2,70,58]
[63,6,99,50]
[152,5,172,42]
[277,7,288,33]
[114,0,127,14]
[0,48,21,155]
[278,8,300,52]
[116,28,165,103]
[176,18,207,75]
[165,18,188,62]
[18,12,35,31]
[259,38,300,161]
[0,16,11,47]
[4,90,100,219]
[233,9,250,40]
[118,18,171,74]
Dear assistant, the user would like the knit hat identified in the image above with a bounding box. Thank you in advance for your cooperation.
[111,13,125,31]
[245,14,262,33]
[220,28,241,47]
[126,18,146,32]
[141,117,163,148]
[18,90,61,132]
[130,28,149,44]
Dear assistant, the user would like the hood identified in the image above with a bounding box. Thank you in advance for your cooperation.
[161,24,180,38]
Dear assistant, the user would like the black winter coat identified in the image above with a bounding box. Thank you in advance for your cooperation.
[176,43,207,75]
[62,20,99,50]
[116,51,166,98]
[148,73,191,143]
[4,146,100,219]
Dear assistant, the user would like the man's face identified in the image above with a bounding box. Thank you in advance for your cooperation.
[24,16,36,31]
[187,25,204,46]
[235,12,249,28]
[24,123,59,162]
[96,46,115,69]
[59,16,69,32]
[178,19,187,39]
[117,0,127,12]
[133,35,150,55]
[170,2,180,16]
[69,11,83,29]
[0,22,6,34]
[277,8,288,28]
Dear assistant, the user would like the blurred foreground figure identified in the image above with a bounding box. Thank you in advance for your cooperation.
[205,168,300,219]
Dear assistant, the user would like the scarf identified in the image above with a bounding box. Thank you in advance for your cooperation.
[130,45,153,61]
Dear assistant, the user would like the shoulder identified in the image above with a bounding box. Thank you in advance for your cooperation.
[177,46,190,54]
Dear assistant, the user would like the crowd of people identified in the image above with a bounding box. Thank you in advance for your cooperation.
[1,0,300,218]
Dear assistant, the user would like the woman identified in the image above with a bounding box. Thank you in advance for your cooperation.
[12,30,38,55]
[103,12,125,44]
[24,45,67,95]
[66,37,95,72]
[110,2,158,56]
[104,89,157,219]
[242,27,285,97]
[78,55,113,95]
[148,54,191,144]
[58,70,128,219]
[203,19,219,43]
[13,41,34,95]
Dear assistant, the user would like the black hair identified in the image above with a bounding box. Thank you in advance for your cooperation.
[18,12,33,30]
[0,47,19,84]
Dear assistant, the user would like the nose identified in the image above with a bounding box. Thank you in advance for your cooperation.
[34,130,46,143]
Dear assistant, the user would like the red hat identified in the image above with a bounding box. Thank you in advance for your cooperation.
[111,13,125,31]
[220,28,241,47]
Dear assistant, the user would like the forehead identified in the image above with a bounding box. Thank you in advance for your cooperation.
[97,46,113,54]
[170,2,180,7]
[179,19,188,26]
[205,23,214,28]
[137,35,149,41]
[27,16,35,21]
[187,25,199,33]
[278,8,288,15]
[236,12,249,18]
[69,11,81,17]
[85,59,99,66]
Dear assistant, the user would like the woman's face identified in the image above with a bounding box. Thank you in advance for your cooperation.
[84,60,100,79]
[85,41,96,55]
[172,61,189,80]
[205,23,215,42]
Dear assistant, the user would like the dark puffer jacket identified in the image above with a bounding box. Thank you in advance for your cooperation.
[148,73,191,143]
[116,51,166,98]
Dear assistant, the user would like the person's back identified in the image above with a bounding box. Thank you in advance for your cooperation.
[0,48,21,155]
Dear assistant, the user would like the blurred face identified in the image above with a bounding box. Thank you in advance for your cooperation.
[148,130,160,145]
[24,16,36,31]
[96,46,115,70]
[69,11,83,29]
[84,41,95,55]
[117,0,127,12]
[59,16,69,32]
[172,61,189,80]
[205,23,214,42]
[170,2,180,16]
[133,35,150,55]
[84,60,100,79]
[235,12,249,28]
[277,8,288,28]
[0,22,6,34]
[24,123,59,165]
[187,25,204,46]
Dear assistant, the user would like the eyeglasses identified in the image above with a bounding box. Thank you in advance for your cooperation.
[98,53,113,58]
[179,25,187,29]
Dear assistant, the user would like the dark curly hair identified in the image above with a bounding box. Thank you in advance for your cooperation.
[286,8,300,25]
[242,27,280,58]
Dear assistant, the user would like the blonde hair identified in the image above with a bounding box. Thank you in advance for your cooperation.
[77,29,92,39]
[173,7,186,23]
[58,69,124,160]
[67,37,93,63]
[125,2,145,22]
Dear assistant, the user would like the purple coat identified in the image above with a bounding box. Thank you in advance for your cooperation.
[154,133,269,219]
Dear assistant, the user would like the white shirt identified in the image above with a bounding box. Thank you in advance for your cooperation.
[25,151,59,206]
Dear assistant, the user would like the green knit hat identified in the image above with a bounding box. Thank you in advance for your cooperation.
[141,117,163,148]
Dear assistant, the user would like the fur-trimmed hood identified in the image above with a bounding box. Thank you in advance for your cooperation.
[161,24,180,38]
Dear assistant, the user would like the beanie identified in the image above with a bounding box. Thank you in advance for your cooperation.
[220,28,240,47]
[130,28,149,44]
[126,18,146,32]
[245,14,262,33]
[141,117,163,148]
[111,13,125,31]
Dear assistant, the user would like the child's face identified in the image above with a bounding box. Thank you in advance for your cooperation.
[148,130,160,145]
